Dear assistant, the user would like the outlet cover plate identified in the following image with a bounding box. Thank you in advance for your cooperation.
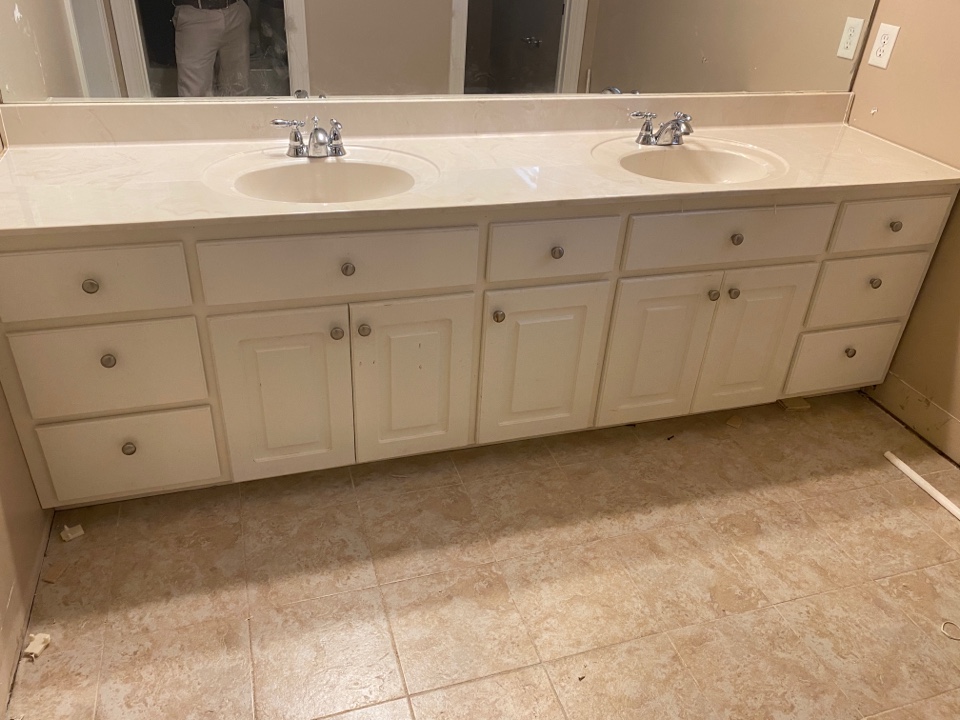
[837,17,865,60]
[868,23,901,69]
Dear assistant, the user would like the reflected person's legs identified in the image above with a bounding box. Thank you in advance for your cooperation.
[218,1,251,96]
[173,5,222,97]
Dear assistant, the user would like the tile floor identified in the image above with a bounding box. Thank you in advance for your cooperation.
[9,392,960,720]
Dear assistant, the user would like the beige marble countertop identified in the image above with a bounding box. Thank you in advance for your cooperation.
[0,123,957,235]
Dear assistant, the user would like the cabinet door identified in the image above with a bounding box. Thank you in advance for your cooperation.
[209,307,355,482]
[351,294,476,463]
[598,272,723,426]
[478,282,611,443]
[692,263,818,413]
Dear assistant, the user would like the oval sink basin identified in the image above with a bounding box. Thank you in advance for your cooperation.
[235,161,415,203]
[593,136,787,185]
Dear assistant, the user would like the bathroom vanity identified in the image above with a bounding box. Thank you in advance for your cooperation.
[0,102,957,508]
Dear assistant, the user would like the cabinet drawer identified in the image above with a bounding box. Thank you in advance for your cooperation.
[624,204,836,271]
[37,406,221,503]
[10,318,208,420]
[488,217,620,281]
[198,227,480,305]
[807,252,930,328]
[784,323,902,396]
[832,196,954,253]
[0,244,191,322]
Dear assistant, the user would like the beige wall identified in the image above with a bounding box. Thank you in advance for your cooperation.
[851,0,960,462]
[582,0,875,93]
[305,0,452,96]
[0,384,50,705]
[0,0,82,101]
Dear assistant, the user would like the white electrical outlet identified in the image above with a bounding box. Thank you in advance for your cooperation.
[837,17,865,60]
[868,23,901,69]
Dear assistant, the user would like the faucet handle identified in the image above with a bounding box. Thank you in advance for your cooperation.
[629,111,657,120]
[271,118,305,129]
[329,118,343,137]
[674,112,692,122]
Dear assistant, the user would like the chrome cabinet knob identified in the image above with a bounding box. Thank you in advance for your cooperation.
[731,233,745,246]
[121,442,137,456]
[845,347,858,358]
[100,354,117,369]
[330,327,345,340]
[81,279,100,294]
[708,289,721,301]
[551,246,565,260]
[890,221,904,233]
[493,310,506,323]
[357,324,372,337]
[728,288,741,299]
[341,262,356,277]
[870,277,883,290]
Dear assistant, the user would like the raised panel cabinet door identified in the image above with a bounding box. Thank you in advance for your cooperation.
[209,307,355,482]
[478,281,611,443]
[351,293,477,463]
[692,263,819,413]
[598,272,724,426]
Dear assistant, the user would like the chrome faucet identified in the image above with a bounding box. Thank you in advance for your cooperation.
[628,111,694,146]
[271,117,346,158]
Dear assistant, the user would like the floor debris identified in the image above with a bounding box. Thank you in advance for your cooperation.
[778,397,811,412]
[59,524,84,542]
[40,560,71,584]
[726,415,743,429]
[23,633,51,660]
[941,621,960,641]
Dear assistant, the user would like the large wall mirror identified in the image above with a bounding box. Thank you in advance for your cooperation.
[0,0,878,102]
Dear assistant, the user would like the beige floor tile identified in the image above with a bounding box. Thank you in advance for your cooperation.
[877,560,960,669]
[451,439,556,481]
[610,521,768,630]
[670,607,859,719]
[250,588,404,720]
[545,634,717,719]
[325,700,413,719]
[778,583,960,716]
[463,467,609,560]
[7,641,102,720]
[244,502,377,610]
[46,502,119,558]
[95,618,253,720]
[380,564,539,694]
[118,484,240,540]
[107,522,247,636]
[710,503,865,603]
[541,426,641,466]
[864,688,960,719]
[883,468,960,551]
[800,486,958,579]
[359,485,493,584]
[240,467,355,517]
[352,453,461,501]
[28,550,112,651]
[411,666,564,720]
[499,541,659,660]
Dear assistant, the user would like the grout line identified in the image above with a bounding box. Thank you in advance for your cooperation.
[374,581,411,698]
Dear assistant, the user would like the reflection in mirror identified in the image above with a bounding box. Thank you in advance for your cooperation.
[0,0,878,102]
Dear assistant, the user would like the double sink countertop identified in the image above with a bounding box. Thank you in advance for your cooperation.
[0,123,958,236]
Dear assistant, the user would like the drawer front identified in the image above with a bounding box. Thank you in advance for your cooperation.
[488,216,621,281]
[807,252,930,328]
[37,406,221,503]
[624,204,837,271]
[832,195,954,253]
[0,244,191,322]
[10,318,208,420]
[198,227,480,305]
[784,323,902,396]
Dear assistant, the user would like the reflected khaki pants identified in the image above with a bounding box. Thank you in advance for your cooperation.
[174,2,251,97]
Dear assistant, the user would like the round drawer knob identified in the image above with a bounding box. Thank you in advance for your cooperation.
[81,279,100,294]
[551,246,565,260]
[330,327,345,341]
[728,288,741,300]
[869,277,883,290]
[890,221,904,233]
[341,262,356,277]
[357,324,372,337]
[100,354,117,369]
[493,310,506,323]
[731,233,745,246]
[708,289,721,302]
[121,442,137,456]
[845,347,858,359]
